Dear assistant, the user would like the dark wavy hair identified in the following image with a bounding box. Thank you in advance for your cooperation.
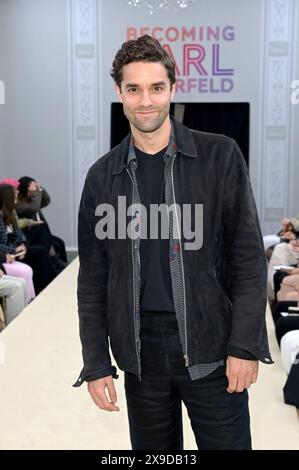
[110,35,176,89]
[0,184,17,229]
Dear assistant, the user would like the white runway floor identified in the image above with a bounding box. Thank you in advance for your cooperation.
[0,258,298,450]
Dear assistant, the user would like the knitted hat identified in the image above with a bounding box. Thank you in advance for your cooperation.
[0,178,20,188]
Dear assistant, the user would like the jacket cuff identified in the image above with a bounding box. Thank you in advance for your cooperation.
[227,343,274,365]
[72,365,119,387]
[227,345,258,361]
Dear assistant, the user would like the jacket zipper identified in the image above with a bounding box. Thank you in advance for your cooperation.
[126,166,142,381]
[171,156,189,367]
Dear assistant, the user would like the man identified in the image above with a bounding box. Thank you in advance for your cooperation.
[74,35,273,450]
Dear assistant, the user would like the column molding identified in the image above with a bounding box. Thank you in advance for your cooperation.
[261,0,295,234]
[69,0,99,219]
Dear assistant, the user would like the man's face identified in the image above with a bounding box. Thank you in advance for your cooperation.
[116,61,176,133]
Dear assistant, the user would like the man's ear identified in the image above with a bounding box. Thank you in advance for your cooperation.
[170,82,176,101]
[115,84,123,103]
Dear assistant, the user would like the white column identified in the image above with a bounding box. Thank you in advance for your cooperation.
[262,0,295,234]
[69,0,100,220]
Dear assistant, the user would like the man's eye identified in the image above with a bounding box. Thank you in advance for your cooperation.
[128,88,137,93]
[154,87,162,91]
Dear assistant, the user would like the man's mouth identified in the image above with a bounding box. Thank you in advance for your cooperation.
[136,111,157,116]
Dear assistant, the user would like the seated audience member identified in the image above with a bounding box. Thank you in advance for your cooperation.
[273,241,299,302]
[16,177,67,265]
[283,350,299,409]
[267,240,299,298]
[271,300,299,345]
[277,273,299,301]
[276,315,299,346]
[1,178,65,275]
[281,213,299,235]
[1,250,34,303]
[280,331,299,375]
[272,300,298,324]
[0,178,43,231]
[263,215,299,261]
[271,297,299,409]
[0,265,27,325]
[0,183,57,295]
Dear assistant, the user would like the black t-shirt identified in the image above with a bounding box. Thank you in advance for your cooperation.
[134,145,175,313]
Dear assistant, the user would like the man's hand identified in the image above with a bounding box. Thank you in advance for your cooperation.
[0,269,4,278]
[87,375,120,412]
[226,356,259,393]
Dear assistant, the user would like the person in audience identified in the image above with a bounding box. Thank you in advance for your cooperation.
[276,315,299,346]
[263,214,299,259]
[267,240,299,298]
[0,186,35,302]
[0,265,27,325]
[281,214,299,235]
[271,300,299,345]
[268,239,299,304]
[277,272,299,302]
[0,178,44,231]
[0,183,57,295]
[272,300,298,324]
[0,178,66,275]
[16,176,67,265]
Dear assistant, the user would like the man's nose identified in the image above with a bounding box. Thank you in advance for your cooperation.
[139,91,152,107]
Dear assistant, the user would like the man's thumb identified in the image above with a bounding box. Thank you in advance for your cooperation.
[107,380,117,403]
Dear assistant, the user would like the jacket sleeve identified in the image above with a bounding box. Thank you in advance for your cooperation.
[73,170,118,387]
[222,141,273,364]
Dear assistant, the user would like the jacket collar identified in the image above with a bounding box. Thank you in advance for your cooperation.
[112,117,197,175]
[172,117,197,158]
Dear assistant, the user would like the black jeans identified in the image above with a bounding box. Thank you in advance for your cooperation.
[124,311,251,450]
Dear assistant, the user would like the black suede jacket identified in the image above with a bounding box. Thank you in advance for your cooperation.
[73,118,273,387]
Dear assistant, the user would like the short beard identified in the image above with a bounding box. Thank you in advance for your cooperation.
[124,109,169,134]
[132,119,164,133]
